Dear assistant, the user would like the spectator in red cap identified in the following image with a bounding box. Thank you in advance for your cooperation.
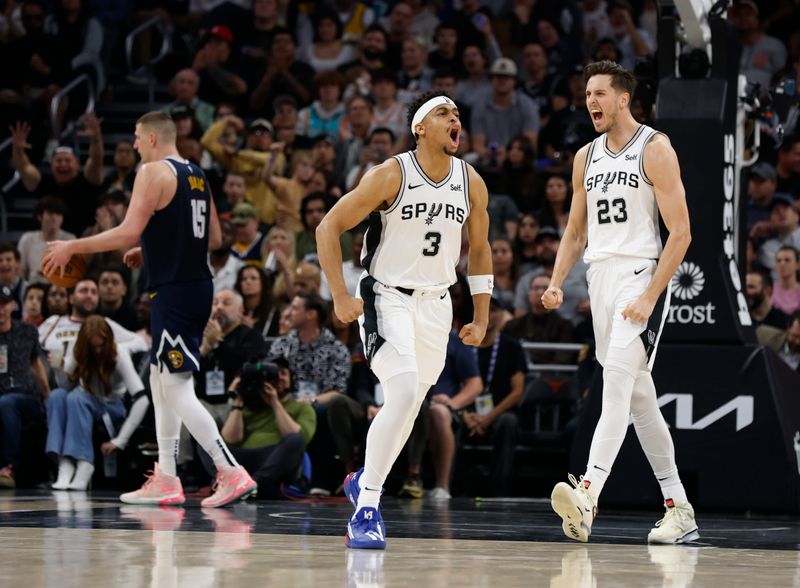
[192,24,247,106]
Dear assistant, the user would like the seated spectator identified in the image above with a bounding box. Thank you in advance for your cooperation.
[515,213,541,276]
[428,22,464,77]
[401,329,483,500]
[340,22,388,74]
[103,141,137,193]
[293,262,322,297]
[775,134,800,197]
[471,58,540,166]
[746,268,790,329]
[0,243,27,319]
[491,237,519,312]
[496,135,539,213]
[772,246,800,315]
[264,226,298,303]
[345,127,396,191]
[0,285,50,488]
[134,292,152,351]
[320,228,365,300]
[44,0,105,92]
[39,278,148,389]
[201,116,286,225]
[98,267,137,331]
[538,174,572,235]
[746,162,778,232]
[230,203,269,266]
[191,25,247,105]
[488,192,520,240]
[269,294,358,483]
[211,357,315,497]
[757,193,800,276]
[503,273,577,366]
[170,105,204,143]
[235,265,281,337]
[369,70,407,151]
[163,68,215,131]
[218,172,247,216]
[461,295,526,497]
[336,95,374,173]
[728,0,786,91]
[22,284,47,327]
[380,1,413,70]
[456,44,493,109]
[779,312,800,371]
[520,41,568,125]
[263,148,317,232]
[296,70,347,139]
[47,316,149,491]
[312,133,339,182]
[210,219,244,294]
[249,27,314,118]
[300,9,355,72]
[43,284,69,319]
[295,192,353,264]
[18,196,75,284]
[81,189,129,278]
[514,227,590,328]
[397,36,433,105]
[607,1,655,71]
[10,115,104,235]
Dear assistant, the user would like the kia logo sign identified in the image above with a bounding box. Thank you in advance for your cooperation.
[671,261,705,301]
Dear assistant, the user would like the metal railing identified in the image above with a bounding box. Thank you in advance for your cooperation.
[50,74,95,141]
[125,15,171,107]
[521,341,584,373]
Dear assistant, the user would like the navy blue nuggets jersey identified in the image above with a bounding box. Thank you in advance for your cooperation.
[142,158,213,288]
[144,157,214,374]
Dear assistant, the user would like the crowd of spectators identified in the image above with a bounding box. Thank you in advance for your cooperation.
[0,0,799,496]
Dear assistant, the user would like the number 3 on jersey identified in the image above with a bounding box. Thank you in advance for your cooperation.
[422,231,441,256]
[190,199,207,238]
[596,197,628,224]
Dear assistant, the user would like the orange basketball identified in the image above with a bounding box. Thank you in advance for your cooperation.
[42,253,88,288]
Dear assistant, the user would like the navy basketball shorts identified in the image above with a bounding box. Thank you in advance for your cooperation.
[357,273,452,386]
[149,280,213,373]
[587,257,671,371]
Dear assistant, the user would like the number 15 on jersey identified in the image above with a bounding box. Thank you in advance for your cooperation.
[190,199,207,238]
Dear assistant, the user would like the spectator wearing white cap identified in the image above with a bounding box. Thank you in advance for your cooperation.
[471,57,540,166]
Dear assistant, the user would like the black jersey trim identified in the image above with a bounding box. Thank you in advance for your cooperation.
[409,150,454,188]
[461,159,471,215]
[603,124,646,158]
[639,129,661,186]
[361,212,385,275]
[385,156,406,214]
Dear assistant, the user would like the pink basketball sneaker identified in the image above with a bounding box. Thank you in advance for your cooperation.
[201,466,258,508]
[120,464,186,506]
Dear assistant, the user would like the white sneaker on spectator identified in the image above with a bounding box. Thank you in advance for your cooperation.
[120,464,186,505]
[67,460,94,491]
[648,500,700,544]
[428,487,452,500]
[201,466,257,508]
[52,458,75,491]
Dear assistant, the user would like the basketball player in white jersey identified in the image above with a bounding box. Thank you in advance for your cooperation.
[543,61,699,544]
[317,91,492,549]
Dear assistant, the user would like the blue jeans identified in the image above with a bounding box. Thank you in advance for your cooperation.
[46,388,126,463]
[0,391,45,468]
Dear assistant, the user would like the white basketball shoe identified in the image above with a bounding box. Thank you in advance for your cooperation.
[551,474,598,542]
[648,499,700,544]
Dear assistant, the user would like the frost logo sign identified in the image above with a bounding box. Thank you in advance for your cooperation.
[667,262,716,324]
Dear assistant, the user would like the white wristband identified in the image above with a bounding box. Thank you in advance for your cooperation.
[467,274,494,296]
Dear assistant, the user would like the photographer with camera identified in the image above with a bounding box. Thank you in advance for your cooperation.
[199,358,316,498]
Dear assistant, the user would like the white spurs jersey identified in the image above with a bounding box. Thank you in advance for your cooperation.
[361,151,470,288]
[583,124,664,264]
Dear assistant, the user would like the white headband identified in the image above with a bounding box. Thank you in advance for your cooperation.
[410,96,456,136]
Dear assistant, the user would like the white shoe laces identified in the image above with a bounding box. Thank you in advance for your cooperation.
[655,504,691,528]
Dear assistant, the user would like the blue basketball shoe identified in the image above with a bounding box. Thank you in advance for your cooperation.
[343,468,384,508]
[346,507,387,550]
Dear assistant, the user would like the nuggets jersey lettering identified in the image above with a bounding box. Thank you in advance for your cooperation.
[583,125,663,264]
[361,151,470,288]
[141,158,213,288]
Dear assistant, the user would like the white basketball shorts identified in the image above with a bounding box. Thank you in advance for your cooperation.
[587,256,671,370]
[356,273,452,385]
